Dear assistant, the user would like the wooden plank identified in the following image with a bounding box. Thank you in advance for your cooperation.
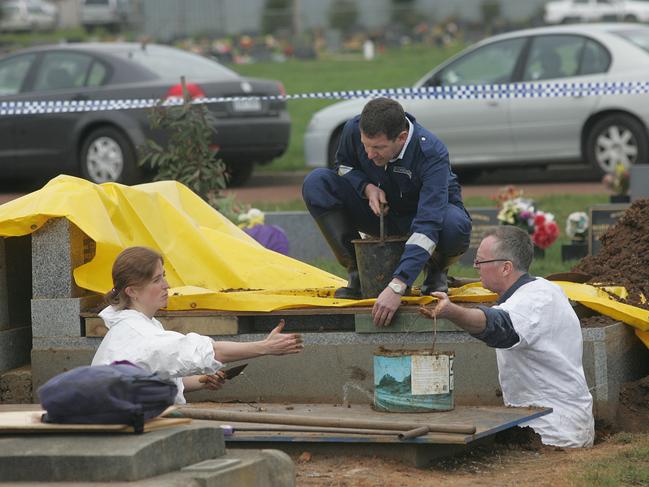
[227,430,470,445]
[79,307,369,320]
[84,314,240,337]
[0,410,190,434]
[355,310,460,333]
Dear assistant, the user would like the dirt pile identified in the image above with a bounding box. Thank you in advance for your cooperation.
[573,198,649,309]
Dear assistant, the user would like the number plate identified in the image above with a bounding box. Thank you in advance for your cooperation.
[232,99,262,112]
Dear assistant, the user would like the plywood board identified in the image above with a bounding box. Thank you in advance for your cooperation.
[0,410,191,434]
[183,403,550,445]
[84,314,239,337]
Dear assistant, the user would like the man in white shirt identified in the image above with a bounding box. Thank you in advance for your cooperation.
[420,225,594,447]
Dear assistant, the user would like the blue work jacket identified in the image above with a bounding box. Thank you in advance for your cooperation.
[335,113,466,285]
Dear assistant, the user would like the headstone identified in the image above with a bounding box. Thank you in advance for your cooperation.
[561,242,588,262]
[588,204,630,255]
[264,212,334,263]
[630,165,649,201]
[459,208,499,266]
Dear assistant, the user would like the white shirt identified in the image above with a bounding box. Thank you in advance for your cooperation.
[389,117,413,162]
[495,278,595,447]
[91,306,223,404]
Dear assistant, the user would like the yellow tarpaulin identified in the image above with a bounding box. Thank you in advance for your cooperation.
[1,175,648,345]
[0,175,436,311]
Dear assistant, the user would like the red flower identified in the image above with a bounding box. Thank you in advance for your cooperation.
[532,221,559,249]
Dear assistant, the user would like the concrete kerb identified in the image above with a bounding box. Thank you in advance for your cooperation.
[31,297,83,337]
[31,218,95,299]
[0,327,31,373]
[0,414,295,486]
[0,424,225,482]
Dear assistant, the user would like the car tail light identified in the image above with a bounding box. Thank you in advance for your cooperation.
[277,82,286,97]
[165,83,206,100]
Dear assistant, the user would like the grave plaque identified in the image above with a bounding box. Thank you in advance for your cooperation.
[459,208,499,266]
[588,203,630,255]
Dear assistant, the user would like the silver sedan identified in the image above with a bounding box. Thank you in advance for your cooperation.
[304,23,649,179]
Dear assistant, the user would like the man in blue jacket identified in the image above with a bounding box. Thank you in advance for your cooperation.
[302,98,472,326]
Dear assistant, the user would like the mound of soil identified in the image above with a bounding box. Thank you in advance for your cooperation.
[573,199,649,309]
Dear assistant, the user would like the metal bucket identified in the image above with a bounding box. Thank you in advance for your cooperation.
[373,348,454,413]
[352,237,407,298]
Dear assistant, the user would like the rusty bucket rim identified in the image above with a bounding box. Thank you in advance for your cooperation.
[351,237,408,244]
[374,348,455,358]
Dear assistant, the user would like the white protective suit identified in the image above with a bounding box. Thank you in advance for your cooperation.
[91,306,223,404]
[496,277,595,447]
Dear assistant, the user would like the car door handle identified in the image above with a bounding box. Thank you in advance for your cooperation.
[486,100,499,107]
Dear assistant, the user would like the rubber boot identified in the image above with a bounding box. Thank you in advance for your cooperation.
[421,252,462,295]
[314,211,362,299]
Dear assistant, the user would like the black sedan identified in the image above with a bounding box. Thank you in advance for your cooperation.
[0,42,290,186]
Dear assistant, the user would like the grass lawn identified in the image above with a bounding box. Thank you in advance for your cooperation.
[252,192,608,278]
[571,433,649,487]
[233,45,465,172]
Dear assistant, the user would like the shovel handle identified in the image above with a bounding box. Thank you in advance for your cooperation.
[379,203,386,242]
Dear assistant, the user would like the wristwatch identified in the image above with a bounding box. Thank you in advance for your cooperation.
[387,281,406,295]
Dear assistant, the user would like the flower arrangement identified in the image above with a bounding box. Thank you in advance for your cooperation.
[565,212,589,243]
[602,162,630,196]
[494,186,560,250]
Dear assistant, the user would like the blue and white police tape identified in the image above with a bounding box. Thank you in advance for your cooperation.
[1,81,648,116]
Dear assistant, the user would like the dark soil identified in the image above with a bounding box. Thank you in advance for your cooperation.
[579,315,618,328]
[573,199,649,309]
[617,375,649,433]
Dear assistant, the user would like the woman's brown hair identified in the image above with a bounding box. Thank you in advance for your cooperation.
[105,246,164,310]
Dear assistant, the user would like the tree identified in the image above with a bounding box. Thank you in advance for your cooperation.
[390,0,420,30]
[262,0,292,35]
[139,78,228,209]
[481,0,502,34]
[328,0,359,34]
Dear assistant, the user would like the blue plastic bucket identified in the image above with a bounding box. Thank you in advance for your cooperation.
[373,348,454,413]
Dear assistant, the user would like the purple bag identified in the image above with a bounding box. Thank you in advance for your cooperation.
[38,361,177,433]
[244,224,290,255]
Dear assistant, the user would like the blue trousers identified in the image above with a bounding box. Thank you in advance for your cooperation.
[303,168,471,258]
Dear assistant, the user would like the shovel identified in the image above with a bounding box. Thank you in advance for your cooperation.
[379,202,386,243]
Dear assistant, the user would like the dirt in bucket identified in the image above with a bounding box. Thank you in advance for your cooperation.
[573,198,649,309]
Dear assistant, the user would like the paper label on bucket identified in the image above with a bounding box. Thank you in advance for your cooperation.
[410,355,450,395]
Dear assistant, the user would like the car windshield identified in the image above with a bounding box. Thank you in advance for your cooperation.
[612,29,649,53]
[117,45,239,81]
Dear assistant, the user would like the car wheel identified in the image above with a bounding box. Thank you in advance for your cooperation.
[226,160,255,187]
[80,127,140,184]
[327,128,343,169]
[585,114,648,176]
[624,15,638,22]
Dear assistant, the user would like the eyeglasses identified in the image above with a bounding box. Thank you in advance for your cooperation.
[473,258,510,268]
